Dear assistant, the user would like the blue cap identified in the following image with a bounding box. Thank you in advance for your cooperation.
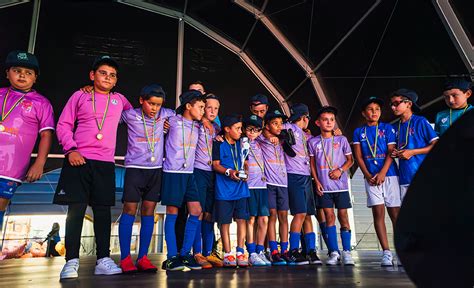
[360,96,384,111]
[288,103,310,122]
[221,113,242,128]
[250,94,269,106]
[264,109,288,122]
[243,114,264,128]
[391,88,421,113]
[92,55,119,70]
[141,84,166,99]
[315,106,338,119]
[176,90,204,114]
[443,78,472,91]
[5,50,40,74]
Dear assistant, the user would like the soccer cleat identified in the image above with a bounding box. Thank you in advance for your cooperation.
[60,258,79,279]
[120,255,138,273]
[249,252,267,266]
[271,251,287,266]
[136,255,158,272]
[181,253,202,270]
[380,250,393,267]
[341,250,355,266]
[285,249,309,266]
[194,253,212,269]
[94,257,123,275]
[164,255,185,271]
[307,249,323,265]
[326,251,341,266]
[236,253,249,268]
[223,254,237,267]
[206,252,224,267]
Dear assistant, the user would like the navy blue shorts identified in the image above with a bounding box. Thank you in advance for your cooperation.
[318,191,352,209]
[267,185,289,211]
[194,168,215,213]
[215,198,249,224]
[248,188,270,217]
[287,174,316,216]
[0,178,20,200]
[122,168,162,203]
[161,172,200,207]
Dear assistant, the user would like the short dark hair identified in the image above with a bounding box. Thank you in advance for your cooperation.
[188,80,205,87]
[188,96,206,107]
[92,59,119,73]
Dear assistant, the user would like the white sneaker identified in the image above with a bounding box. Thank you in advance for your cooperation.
[60,258,79,279]
[249,252,266,266]
[94,257,122,275]
[342,250,355,266]
[258,251,272,266]
[326,251,340,265]
[381,250,393,267]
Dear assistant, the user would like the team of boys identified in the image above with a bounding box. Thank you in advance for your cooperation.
[0,51,471,280]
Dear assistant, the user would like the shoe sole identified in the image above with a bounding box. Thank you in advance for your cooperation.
[94,270,123,275]
[122,269,138,274]
[310,261,323,265]
[138,268,158,273]
[166,267,185,271]
[60,274,78,280]
[272,262,287,266]
[184,265,202,270]
[343,262,355,266]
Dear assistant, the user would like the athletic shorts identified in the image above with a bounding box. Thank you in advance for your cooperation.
[248,188,270,217]
[0,178,20,200]
[318,191,352,209]
[400,185,409,202]
[365,176,401,208]
[287,174,316,215]
[267,184,289,211]
[122,168,162,203]
[215,198,249,224]
[160,172,199,207]
[194,168,215,213]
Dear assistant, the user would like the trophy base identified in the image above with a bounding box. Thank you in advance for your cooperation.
[238,171,248,180]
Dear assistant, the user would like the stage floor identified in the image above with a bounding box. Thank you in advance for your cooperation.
[0,251,413,287]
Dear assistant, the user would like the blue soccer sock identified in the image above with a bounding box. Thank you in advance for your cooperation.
[327,225,339,253]
[289,232,300,251]
[180,215,201,256]
[256,245,265,254]
[340,228,351,251]
[280,241,289,253]
[269,240,278,253]
[164,214,178,258]
[237,246,245,255]
[246,242,256,254]
[202,220,214,257]
[193,219,203,254]
[118,213,135,260]
[304,232,316,253]
[319,221,329,249]
[137,215,154,260]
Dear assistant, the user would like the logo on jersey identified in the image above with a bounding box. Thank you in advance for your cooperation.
[441,117,448,124]
[136,115,143,121]
[361,133,366,139]
[111,99,118,105]
[21,100,33,113]
[378,130,385,138]
[57,189,66,196]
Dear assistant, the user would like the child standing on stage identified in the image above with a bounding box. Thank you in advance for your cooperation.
[118,84,175,273]
[435,79,472,136]
[192,93,221,268]
[308,106,354,266]
[258,109,289,266]
[0,50,54,232]
[390,89,438,200]
[161,90,205,271]
[212,114,250,268]
[54,56,132,279]
[353,97,400,267]
[284,103,321,265]
[243,114,271,266]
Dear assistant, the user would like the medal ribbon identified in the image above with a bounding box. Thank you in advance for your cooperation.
[364,123,378,160]
[91,89,110,133]
[228,139,240,171]
[320,135,334,170]
[1,88,27,122]
[141,109,157,156]
[449,105,469,125]
[397,117,411,149]
[249,145,265,175]
[204,126,213,164]
[182,117,195,165]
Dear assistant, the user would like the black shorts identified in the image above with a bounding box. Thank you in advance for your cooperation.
[122,168,162,203]
[53,159,116,206]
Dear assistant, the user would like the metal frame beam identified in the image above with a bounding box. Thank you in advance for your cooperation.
[27,0,40,53]
[0,0,29,9]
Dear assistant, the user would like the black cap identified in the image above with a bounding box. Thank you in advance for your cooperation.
[390,88,421,113]
[288,103,310,122]
[443,78,472,91]
[5,50,40,74]
[92,55,119,71]
[360,96,384,111]
[176,90,205,114]
[264,109,288,122]
[221,113,242,128]
[141,84,166,99]
[315,106,338,119]
[243,114,264,129]
[250,94,269,106]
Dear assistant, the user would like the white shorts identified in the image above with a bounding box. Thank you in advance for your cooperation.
[364,176,401,208]
[400,185,409,202]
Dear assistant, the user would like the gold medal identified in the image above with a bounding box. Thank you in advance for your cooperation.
[96,133,103,140]
[0,124,5,132]
[91,89,110,143]
[183,163,187,168]
[150,156,156,162]
[208,160,212,166]
[305,160,310,165]
[261,176,266,182]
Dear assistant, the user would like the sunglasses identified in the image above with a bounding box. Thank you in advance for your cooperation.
[390,100,410,107]
[246,127,262,133]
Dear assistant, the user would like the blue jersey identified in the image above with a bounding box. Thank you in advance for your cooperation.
[434,104,473,136]
[394,115,438,185]
[212,140,250,201]
[353,122,398,177]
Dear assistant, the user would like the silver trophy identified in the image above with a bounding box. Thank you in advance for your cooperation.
[239,137,250,179]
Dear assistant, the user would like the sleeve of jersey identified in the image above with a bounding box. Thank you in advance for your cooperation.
[342,136,353,155]
[308,139,315,157]
[352,128,360,145]
[420,117,439,143]
[212,141,222,161]
[434,113,441,136]
[120,94,133,111]
[37,98,55,133]
[56,92,80,153]
[386,124,397,145]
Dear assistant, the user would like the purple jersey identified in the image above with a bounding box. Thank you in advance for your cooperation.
[56,90,132,162]
[163,114,200,173]
[247,139,266,189]
[283,123,311,176]
[122,107,175,168]
[194,122,220,171]
[308,135,352,193]
[257,135,287,187]
[0,87,55,182]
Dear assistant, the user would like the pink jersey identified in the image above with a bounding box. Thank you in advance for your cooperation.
[0,87,55,182]
[56,90,132,163]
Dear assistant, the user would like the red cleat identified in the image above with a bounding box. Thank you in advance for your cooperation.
[121,255,138,273]
[136,255,158,272]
